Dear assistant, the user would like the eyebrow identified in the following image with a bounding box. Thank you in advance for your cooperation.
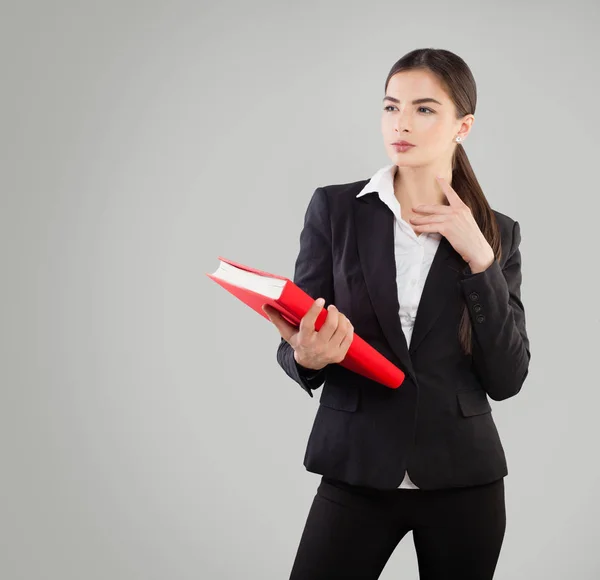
[382,96,443,106]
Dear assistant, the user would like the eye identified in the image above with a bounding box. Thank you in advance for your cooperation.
[383,105,435,114]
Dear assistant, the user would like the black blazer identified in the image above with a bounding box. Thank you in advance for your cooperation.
[275,180,531,491]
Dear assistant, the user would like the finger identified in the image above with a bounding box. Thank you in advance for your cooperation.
[298,298,326,336]
[317,304,341,343]
[335,325,354,361]
[412,204,452,214]
[326,311,350,350]
[435,176,464,207]
[335,317,354,348]
[410,214,448,224]
[413,222,442,234]
[262,304,298,342]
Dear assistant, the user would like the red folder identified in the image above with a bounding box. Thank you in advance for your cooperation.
[206,256,405,389]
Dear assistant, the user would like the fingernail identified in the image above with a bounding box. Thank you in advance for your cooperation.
[317,298,325,306]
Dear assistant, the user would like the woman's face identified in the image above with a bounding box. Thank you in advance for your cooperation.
[381,69,473,168]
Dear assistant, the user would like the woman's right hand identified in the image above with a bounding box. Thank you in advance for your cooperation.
[262,298,354,371]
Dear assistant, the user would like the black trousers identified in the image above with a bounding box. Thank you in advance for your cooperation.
[289,475,506,580]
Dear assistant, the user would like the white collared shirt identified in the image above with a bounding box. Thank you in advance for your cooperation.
[356,163,443,490]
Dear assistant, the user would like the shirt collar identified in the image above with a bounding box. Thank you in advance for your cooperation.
[356,163,442,244]
[356,163,402,211]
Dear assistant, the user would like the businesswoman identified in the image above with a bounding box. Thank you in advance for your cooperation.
[262,48,531,580]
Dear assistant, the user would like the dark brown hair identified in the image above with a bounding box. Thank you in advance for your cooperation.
[384,48,501,355]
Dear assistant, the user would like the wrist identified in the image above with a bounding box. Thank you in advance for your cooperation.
[468,250,495,274]
[294,352,321,372]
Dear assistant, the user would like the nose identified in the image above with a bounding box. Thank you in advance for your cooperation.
[394,109,411,133]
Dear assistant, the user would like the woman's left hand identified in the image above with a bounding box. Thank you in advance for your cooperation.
[410,176,495,273]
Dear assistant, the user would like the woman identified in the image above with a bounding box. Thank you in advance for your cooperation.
[262,48,531,580]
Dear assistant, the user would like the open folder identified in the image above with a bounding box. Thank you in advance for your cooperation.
[206,256,406,389]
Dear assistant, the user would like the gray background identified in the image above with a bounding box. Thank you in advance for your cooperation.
[2,1,599,578]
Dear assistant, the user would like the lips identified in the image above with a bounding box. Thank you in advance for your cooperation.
[392,141,415,146]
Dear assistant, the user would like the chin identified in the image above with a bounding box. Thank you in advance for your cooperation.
[390,155,419,167]
[389,150,432,168]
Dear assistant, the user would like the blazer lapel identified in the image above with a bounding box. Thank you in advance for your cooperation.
[353,194,466,379]
[409,234,465,355]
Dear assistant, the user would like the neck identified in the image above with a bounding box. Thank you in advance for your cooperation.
[393,164,452,211]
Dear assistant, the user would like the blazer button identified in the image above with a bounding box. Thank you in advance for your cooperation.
[473,303,482,313]
[469,292,479,301]
[476,314,486,323]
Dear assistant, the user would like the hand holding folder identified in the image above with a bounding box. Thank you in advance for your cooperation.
[262,298,354,372]
[206,256,406,389]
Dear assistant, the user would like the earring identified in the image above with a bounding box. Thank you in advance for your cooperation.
[455,136,462,142]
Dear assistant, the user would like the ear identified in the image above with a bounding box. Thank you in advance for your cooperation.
[456,114,474,141]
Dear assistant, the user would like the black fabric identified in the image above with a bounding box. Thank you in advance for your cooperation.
[275,183,531,490]
[288,475,506,579]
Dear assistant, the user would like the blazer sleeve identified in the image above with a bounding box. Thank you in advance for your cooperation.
[458,220,531,401]
[275,187,335,397]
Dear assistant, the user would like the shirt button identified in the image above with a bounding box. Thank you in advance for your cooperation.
[476,314,486,323]
[473,303,482,313]
[469,292,479,301]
